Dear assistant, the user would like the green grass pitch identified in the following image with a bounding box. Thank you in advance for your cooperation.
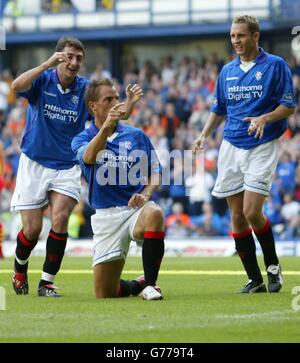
[0,256,300,342]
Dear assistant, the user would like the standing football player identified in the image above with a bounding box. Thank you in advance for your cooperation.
[11,37,139,297]
[192,15,295,293]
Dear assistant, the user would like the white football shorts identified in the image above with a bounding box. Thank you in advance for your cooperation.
[10,153,81,211]
[212,139,279,198]
[91,202,152,266]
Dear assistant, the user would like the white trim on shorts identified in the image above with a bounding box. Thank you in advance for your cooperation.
[212,139,280,198]
[10,153,81,211]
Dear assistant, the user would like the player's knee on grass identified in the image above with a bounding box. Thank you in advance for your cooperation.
[94,259,125,298]
[97,280,131,298]
[95,278,131,299]
[94,282,120,299]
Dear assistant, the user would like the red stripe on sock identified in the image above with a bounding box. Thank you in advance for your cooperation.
[18,230,32,247]
[144,231,165,239]
[253,218,271,235]
[231,227,252,239]
[49,232,67,241]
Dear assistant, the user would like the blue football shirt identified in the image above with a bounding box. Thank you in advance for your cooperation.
[19,69,90,169]
[211,48,295,149]
[72,122,161,209]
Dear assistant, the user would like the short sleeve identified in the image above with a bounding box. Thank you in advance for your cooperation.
[71,132,91,180]
[18,72,45,104]
[274,59,296,109]
[210,70,227,115]
[142,134,161,176]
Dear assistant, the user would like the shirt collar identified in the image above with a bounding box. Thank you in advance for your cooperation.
[234,47,267,66]
[51,69,78,93]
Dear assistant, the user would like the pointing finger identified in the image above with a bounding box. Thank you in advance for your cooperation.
[112,103,125,110]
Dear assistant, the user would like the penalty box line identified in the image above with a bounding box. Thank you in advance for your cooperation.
[1,270,300,275]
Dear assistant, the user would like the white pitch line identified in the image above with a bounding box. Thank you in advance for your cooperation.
[0,269,300,275]
[216,309,294,320]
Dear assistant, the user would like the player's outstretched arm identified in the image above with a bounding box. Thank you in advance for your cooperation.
[192,112,224,154]
[83,103,124,164]
[121,84,143,120]
[12,52,69,93]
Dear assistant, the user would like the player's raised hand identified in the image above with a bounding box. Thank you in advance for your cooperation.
[192,134,207,154]
[125,84,143,104]
[243,115,267,139]
[44,52,70,68]
[104,103,125,130]
[128,193,148,209]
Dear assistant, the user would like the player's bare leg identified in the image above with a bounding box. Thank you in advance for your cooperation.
[226,192,249,233]
[94,259,125,298]
[12,209,43,295]
[21,209,44,241]
[38,192,77,297]
[50,191,78,233]
[243,191,266,229]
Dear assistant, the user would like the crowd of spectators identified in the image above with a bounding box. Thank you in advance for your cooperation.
[1,52,300,240]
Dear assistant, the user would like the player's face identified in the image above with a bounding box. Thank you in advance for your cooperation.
[92,86,120,121]
[57,46,84,79]
[230,23,259,58]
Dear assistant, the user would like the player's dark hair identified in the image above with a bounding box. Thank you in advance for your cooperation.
[55,37,85,58]
[232,15,260,34]
[84,79,114,114]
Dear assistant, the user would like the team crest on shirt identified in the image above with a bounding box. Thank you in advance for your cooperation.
[255,71,263,81]
[121,141,133,150]
[212,97,218,105]
[71,95,79,105]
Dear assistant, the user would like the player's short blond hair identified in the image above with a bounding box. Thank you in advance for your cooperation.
[84,79,114,114]
[232,15,260,34]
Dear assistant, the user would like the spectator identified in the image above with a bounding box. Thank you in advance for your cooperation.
[90,63,112,81]
[0,72,10,114]
[185,162,214,216]
[191,202,229,236]
[165,202,192,237]
[280,194,300,239]
[276,151,297,194]
[263,196,283,226]
[161,102,180,150]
